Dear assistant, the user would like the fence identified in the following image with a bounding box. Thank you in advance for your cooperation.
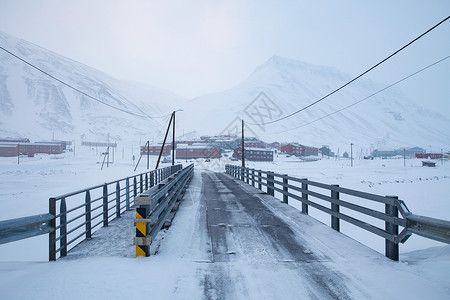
[225,164,450,261]
[134,163,194,256]
[0,164,183,261]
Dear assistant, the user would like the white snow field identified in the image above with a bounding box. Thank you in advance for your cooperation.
[0,147,449,299]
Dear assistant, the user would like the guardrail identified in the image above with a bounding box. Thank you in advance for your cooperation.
[134,164,194,257]
[0,164,183,261]
[225,164,450,261]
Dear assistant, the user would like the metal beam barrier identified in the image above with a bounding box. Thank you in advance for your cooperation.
[406,214,450,244]
[134,164,194,257]
[0,214,54,245]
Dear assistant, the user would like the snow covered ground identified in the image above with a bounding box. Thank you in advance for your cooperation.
[0,146,449,299]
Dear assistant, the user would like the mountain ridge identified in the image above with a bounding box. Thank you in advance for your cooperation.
[1,31,448,151]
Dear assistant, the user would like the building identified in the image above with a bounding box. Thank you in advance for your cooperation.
[81,141,117,148]
[0,142,63,157]
[37,140,70,150]
[0,144,19,157]
[402,147,426,158]
[233,148,273,162]
[0,137,30,143]
[140,144,172,156]
[266,142,281,149]
[415,153,443,159]
[280,143,319,156]
[176,144,221,159]
[372,149,397,158]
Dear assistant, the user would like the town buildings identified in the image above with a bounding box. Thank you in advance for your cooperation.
[233,148,273,161]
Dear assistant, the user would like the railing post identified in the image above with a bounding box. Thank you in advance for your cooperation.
[150,172,154,188]
[126,177,130,210]
[283,175,288,204]
[139,174,143,193]
[103,184,108,227]
[60,198,67,257]
[301,179,308,215]
[252,169,255,187]
[145,173,148,190]
[116,182,121,218]
[85,191,92,239]
[267,172,274,196]
[49,197,56,261]
[331,185,340,232]
[258,170,262,190]
[246,168,249,184]
[385,196,399,261]
[133,176,137,197]
[241,167,244,181]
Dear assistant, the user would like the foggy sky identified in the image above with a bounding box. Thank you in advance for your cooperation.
[0,0,449,112]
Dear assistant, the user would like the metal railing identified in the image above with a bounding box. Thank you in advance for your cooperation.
[134,164,194,256]
[0,164,183,261]
[225,164,450,261]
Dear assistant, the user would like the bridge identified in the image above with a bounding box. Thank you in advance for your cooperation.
[1,166,449,299]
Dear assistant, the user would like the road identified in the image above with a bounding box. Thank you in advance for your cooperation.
[59,170,447,299]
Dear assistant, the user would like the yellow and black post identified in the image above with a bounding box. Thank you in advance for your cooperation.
[135,205,150,257]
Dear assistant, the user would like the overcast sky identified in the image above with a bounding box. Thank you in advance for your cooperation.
[0,0,449,108]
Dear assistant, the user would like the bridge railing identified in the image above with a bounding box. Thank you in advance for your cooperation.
[225,164,450,261]
[133,163,194,256]
[0,164,183,261]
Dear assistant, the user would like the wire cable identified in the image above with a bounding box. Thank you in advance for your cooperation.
[262,55,450,135]
[247,15,450,126]
[0,45,164,119]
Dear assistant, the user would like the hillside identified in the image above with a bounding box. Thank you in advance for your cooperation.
[0,31,185,142]
[181,56,449,151]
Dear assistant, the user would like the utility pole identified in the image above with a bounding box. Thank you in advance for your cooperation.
[350,143,353,167]
[404,148,406,167]
[172,111,175,166]
[147,141,150,169]
[241,119,245,167]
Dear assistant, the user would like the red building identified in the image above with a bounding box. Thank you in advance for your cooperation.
[0,144,19,157]
[140,144,171,156]
[233,148,273,161]
[176,144,221,159]
[415,153,443,159]
[0,138,30,143]
[0,142,63,157]
[281,143,318,156]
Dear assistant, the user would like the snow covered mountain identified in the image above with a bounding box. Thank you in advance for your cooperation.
[181,56,449,151]
[1,30,448,151]
[0,31,185,142]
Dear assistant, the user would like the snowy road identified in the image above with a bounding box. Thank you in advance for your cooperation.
[201,171,353,299]
[1,169,449,299]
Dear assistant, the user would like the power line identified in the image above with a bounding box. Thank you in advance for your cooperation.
[247,15,450,126]
[263,55,450,135]
[0,45,166,119]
